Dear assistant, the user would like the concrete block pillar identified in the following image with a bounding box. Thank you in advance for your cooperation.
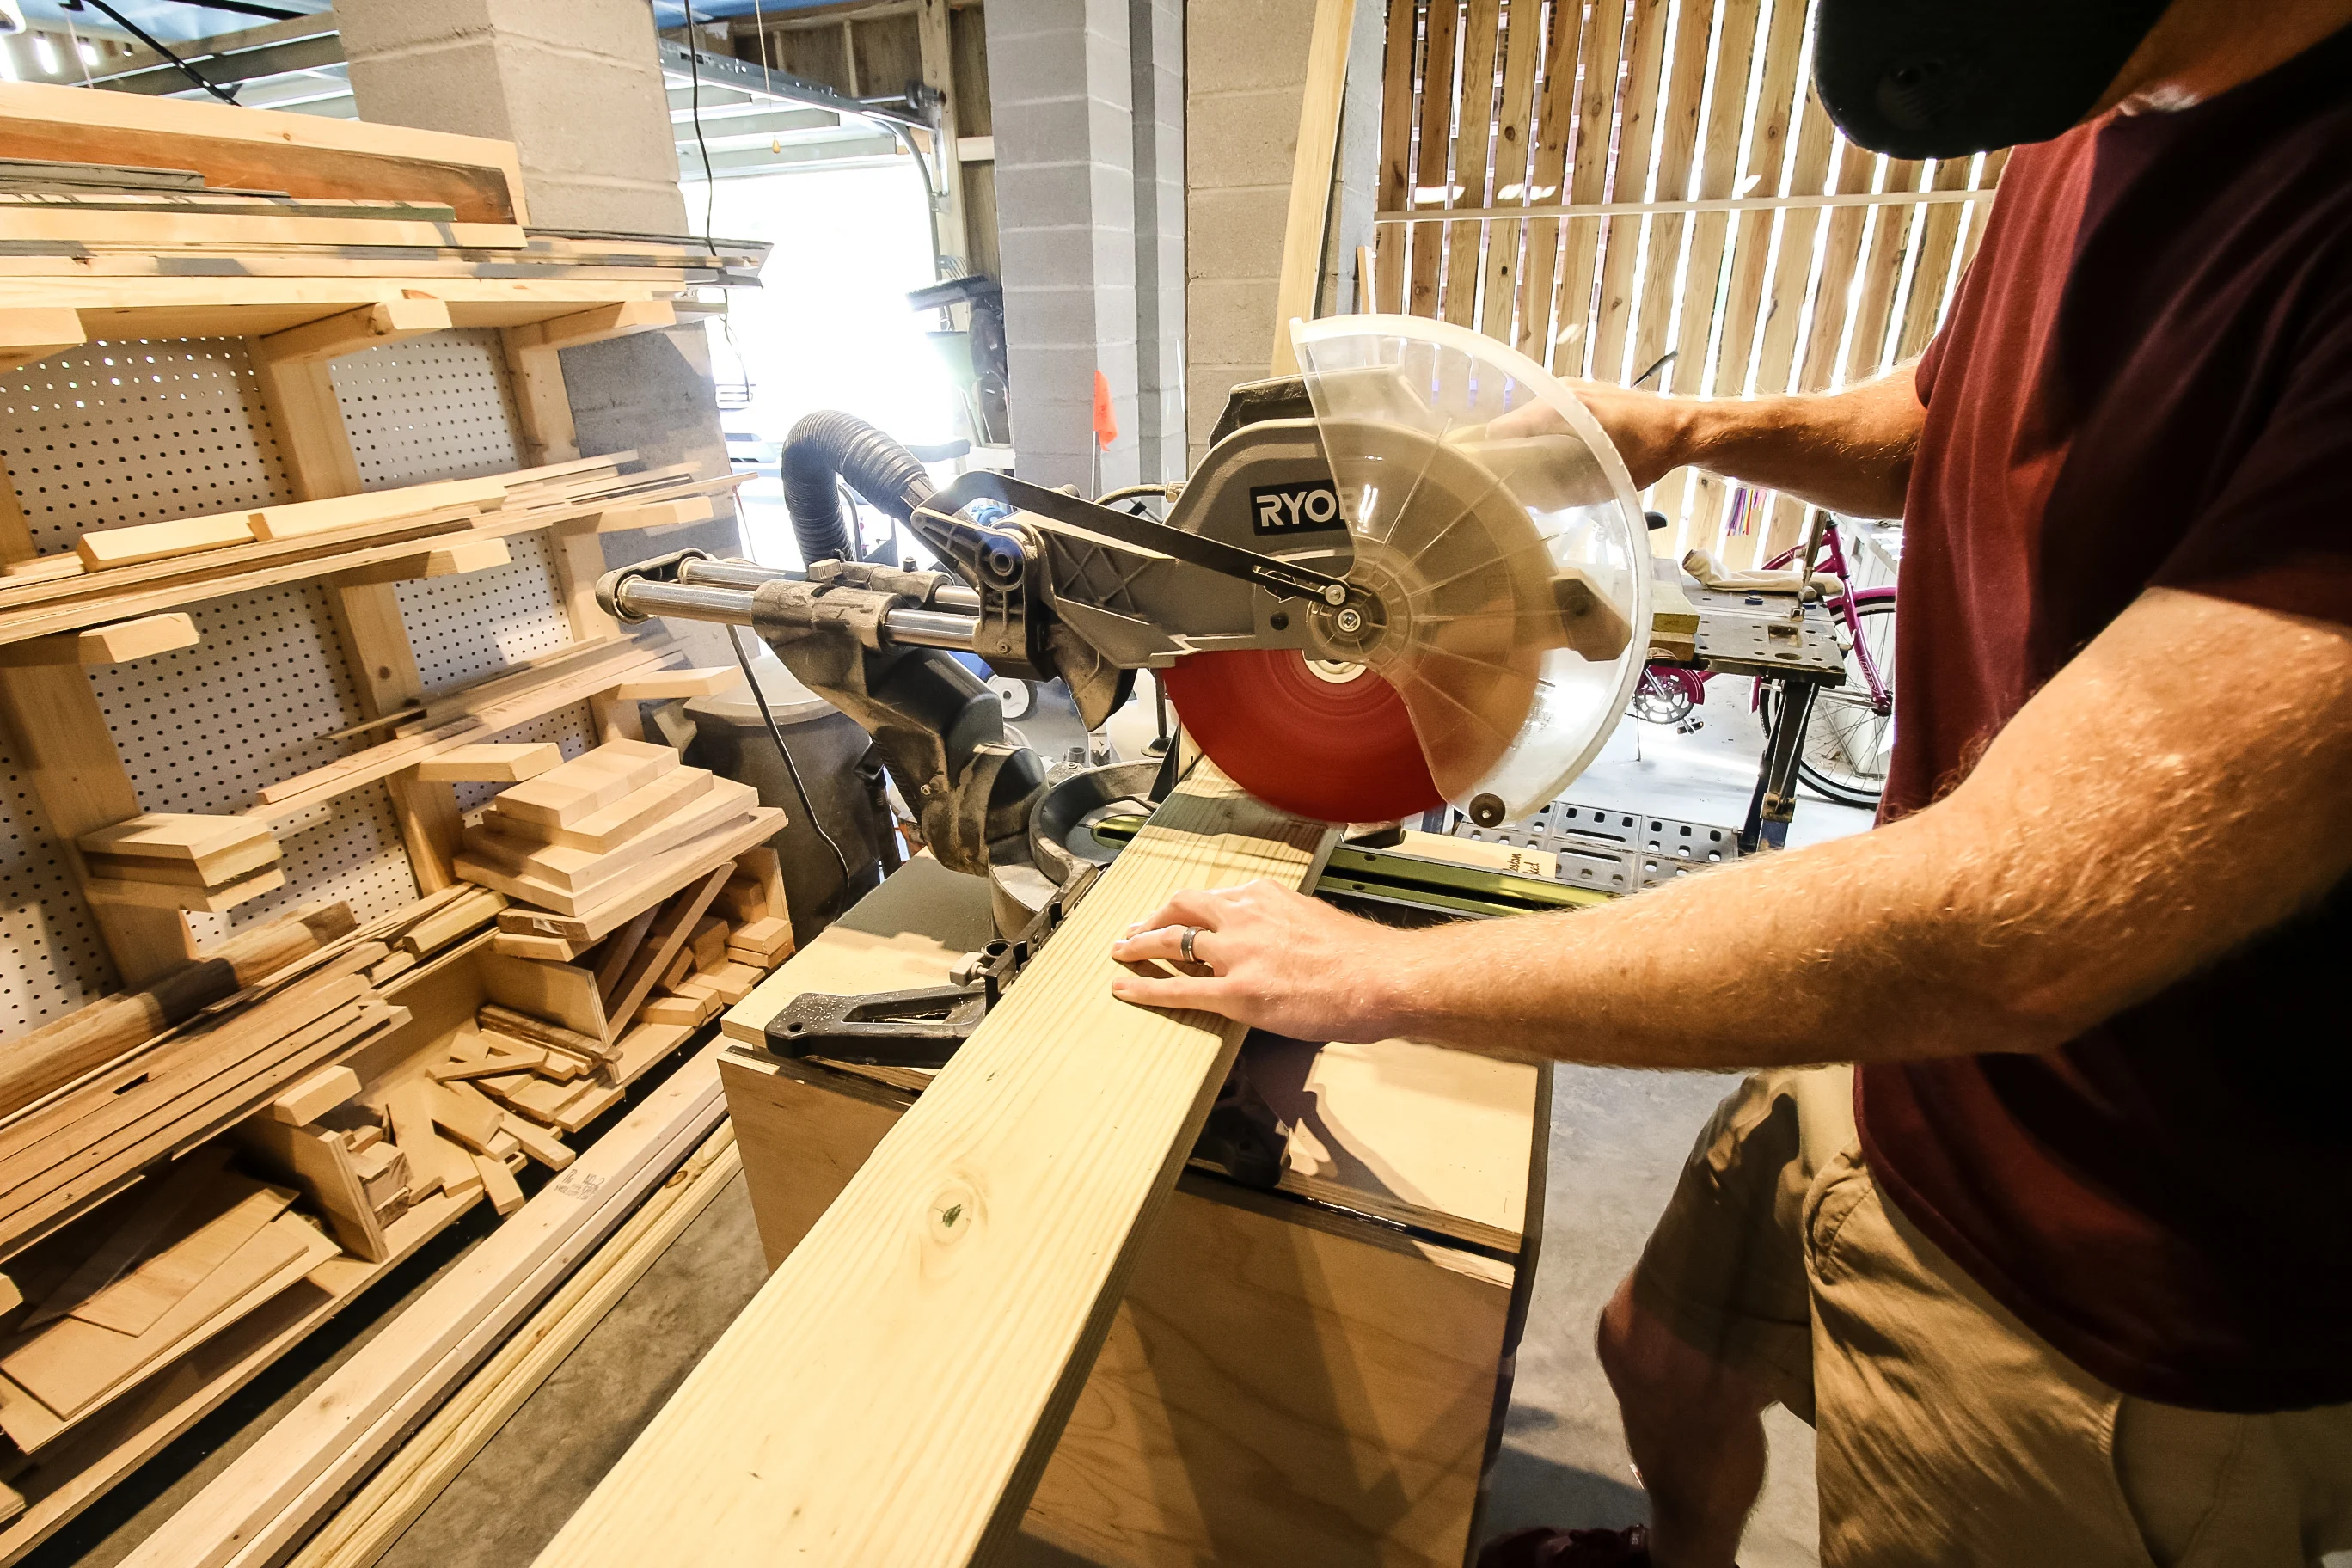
[986,0,1142,494]
[339,0,687,235]
[1129,0,1185,484]
[340,0,738,653]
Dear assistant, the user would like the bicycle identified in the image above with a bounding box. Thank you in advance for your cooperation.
[1632,514,1898,811]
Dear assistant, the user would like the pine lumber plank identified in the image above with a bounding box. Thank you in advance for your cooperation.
[587,496,714,535]
[1402,0,1457,317]
[604,667,736,701]
[0,658,193,983]
[328,536,513,587]
[1370,0,1415,315]
[532,773,1331,1567]
[0,612,200,666]
[396,886,505,957]
[427,1081,507,1155]
[601,869,733,1043]
[471,1154,524,1216]
[591,906,659,1005]
[1267,0,1358,372]
[3,1212,333,1422]
[478,953,609,1041]
[496,1114,573,1173]
[0,305,85,373]
[486,739,679,830]
[249,475,504,542]
[80,865,285,914]
[67,1178,298,1338]
[76,813,273,871]
[461,801,772,918]
[121,1044,731,1568]
[272,1066,362,1125]
[412,744,561,784]
[727,916,793,963]
[489,931,589,963]
[20,1150,227,1332]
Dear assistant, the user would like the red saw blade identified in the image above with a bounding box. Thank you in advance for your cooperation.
[1161,648,1444,824]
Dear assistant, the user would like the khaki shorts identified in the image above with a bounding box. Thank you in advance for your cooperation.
[1629,1066,2352,1568]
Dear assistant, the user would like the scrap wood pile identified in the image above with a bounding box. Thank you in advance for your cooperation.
[0,890,505,1485]
[436,738,796,1108]
[0,452,749,646]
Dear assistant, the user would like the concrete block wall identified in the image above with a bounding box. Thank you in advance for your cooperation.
[340,0,687,235]
[1185,0,1381,466]
[1184,0,1316,465]
[986,0,1144,493]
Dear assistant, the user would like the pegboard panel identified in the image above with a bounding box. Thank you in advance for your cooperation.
[333,328,524,488]
[400,531,574,694]
[89,582,423,946]
[0,339,292,557]
[0,728,118,1036]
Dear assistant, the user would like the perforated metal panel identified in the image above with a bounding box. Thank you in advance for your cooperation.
[1,340,290,558]
[0,328,584,1027]
[333,328,526,489]
[400,532,573,694]
[0,729,118,1037]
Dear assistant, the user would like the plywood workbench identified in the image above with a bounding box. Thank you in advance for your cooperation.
[717,856,1547,1567]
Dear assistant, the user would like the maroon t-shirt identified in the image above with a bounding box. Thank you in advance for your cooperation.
[1854,28,2352,1413]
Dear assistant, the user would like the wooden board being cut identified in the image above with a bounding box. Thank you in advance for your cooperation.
[532,771,1331,1567]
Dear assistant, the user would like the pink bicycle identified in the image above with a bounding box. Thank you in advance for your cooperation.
[1631,517,1898,811]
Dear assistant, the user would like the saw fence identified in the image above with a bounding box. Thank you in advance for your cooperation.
[1371,0,2002,567]
[0,83,789,1561]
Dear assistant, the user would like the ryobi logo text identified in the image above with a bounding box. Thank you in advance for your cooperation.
[1249,480,1344,535]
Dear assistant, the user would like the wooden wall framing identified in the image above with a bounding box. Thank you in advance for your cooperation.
[1372,0,2006,565]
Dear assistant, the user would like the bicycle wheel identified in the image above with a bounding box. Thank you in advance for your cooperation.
[1628,665,1695,726]
[1763,592,1896,809]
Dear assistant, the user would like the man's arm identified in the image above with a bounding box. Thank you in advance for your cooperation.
[1503,364,1927,520]
[1108,588,2352,1068]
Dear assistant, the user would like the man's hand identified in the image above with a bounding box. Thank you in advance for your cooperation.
[1489,379,1701,489]
[1485,363,1927,519]
[1108,880,1410,1042]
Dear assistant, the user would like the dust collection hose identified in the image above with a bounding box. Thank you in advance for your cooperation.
[779,412,938,566]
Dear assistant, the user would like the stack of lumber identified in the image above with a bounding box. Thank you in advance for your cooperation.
[0,1145,345,1456]
[0,904,357,1123]
[249,639,691,824]
[74,815,282,914]
[0,940,411,1262]
[456,740,784,928]
[0,455,750,646]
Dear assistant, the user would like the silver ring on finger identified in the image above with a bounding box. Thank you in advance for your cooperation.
[1179,925,1201,964]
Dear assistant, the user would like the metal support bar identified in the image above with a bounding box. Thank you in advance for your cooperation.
[1743,678,1820,853]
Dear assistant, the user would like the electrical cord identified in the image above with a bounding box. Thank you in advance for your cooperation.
[679,0,719,256]
[726,623,861,895]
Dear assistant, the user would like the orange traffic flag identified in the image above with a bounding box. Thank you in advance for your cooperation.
[1093,369,1118,450]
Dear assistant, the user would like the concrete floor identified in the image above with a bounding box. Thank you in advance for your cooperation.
[44,684,1867,1566]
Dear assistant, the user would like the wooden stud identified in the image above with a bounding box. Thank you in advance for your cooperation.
[605,667,736,701]
[1405,0,1458,319]
[1589,0,1671,381]
[1475,0,1543,346]
[1371,0,1416,314]
[1437,0,1502,332]
[0,306,85,373]
[0,660,193,983]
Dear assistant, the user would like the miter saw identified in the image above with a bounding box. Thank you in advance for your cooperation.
[598,315,1653,934]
